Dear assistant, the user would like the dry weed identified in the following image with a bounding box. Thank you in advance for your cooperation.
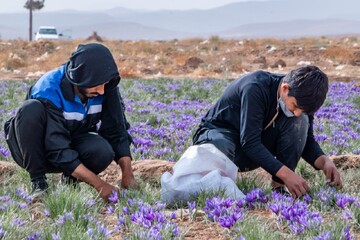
[323,45,354,64]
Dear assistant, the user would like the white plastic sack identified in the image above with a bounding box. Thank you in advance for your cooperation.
[161,143,245,204]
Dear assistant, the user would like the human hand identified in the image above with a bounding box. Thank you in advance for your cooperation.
[276,166,310,198]
[322,159,342,189]
[121,174,139,190]
[98,182,118,201]
[117,156,140,190]
[72,164,119,201]
[314,155,343,189]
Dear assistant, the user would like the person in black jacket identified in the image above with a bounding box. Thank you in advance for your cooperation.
[4,43,138,200]
[193,65,342,198]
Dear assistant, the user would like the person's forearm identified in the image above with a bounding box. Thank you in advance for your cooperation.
[313,155,329,170]
[117,156,138,189]
[275,165,291,181]
[117,156,133,174]
[71,163,107,192]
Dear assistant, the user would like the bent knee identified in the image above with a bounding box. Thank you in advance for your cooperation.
[18,99,46,119]
[81,143,115,174]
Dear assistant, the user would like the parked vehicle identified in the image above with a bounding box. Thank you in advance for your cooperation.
[35,26,59,40]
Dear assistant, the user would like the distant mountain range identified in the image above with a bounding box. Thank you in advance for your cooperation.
[1,0,360,40]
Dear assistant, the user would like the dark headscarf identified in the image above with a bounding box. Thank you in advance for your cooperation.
[65,43,120,90]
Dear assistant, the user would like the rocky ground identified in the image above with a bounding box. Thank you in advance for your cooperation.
[0,36,360,82]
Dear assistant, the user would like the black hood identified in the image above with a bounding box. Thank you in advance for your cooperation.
[65,43,120,90]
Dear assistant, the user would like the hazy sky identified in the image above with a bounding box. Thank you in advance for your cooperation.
[0,0,265,13]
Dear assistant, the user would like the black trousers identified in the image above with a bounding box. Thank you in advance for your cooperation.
[193,113,309,184]
[4,99,114,181]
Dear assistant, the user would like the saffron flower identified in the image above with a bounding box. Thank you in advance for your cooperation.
[108,190,119,203]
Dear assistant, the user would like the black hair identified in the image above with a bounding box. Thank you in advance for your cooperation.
[282,65,328,115]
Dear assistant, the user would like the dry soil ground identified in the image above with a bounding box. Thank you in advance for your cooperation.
[1,36,360,82]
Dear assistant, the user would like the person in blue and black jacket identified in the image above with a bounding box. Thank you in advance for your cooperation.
[193,65,343,198]
[4,43,138,200]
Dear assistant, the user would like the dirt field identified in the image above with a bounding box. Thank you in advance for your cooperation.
[1,36,359,82]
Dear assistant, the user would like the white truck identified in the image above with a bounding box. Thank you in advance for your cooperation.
[35,26,59,41]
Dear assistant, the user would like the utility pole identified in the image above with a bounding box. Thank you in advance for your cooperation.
[25,0,44,41]
[29,0,33,41]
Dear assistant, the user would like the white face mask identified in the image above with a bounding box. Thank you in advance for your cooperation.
[278,97,294,117]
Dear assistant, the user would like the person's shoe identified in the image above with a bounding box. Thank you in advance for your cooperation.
[60,174,80,188]
[272,186,291,197]
[30,179,49,201]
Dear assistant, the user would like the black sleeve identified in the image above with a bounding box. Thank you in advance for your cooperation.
[42,100,82,175]
[301,115,325,170]
[98,86,133,160]
[239,84,284,176]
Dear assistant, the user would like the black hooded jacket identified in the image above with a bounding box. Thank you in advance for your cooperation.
[65,43,120,89]
[8,43,132,175]
[195,70,324,176]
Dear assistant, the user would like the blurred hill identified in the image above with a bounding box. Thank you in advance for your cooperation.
[0,0,360,40]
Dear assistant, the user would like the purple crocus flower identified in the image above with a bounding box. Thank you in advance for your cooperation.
[220,198,234,208]
[303,194,313,203]
[236,199,246,208]
[144,211,155,221]
[342,210,353,220]
[0,195,11,202]
[335,193,357,209]
[269,203,281,215]
[123,206,130,215]
[27,232,43,240]
[154,202,166,211]
[85,198,95,207]
[118,215,126,226]
[55,212,74,226]
[343,226,353,240]
[218,215,234,229]
[17,202,28,209]
[231,212,243,222]
[0,227,5,238]
[127,198,136,206]
[115,198,180,238]
[12,219,25,227]
[313,230,331,240]
[245,188,269,206]
[0,146,9,157]
[44,209,50,217]
[108,190,119,203]
[170,212,176,220]
[51,232,61,240]
[105,205,115,214]
[171,224,180,236]
[148,227,161,240]
[97,223,113,237]
[87,228,94,238]
[187,201,196,211]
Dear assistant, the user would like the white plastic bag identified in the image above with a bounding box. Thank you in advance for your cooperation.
[161,143,245,204]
